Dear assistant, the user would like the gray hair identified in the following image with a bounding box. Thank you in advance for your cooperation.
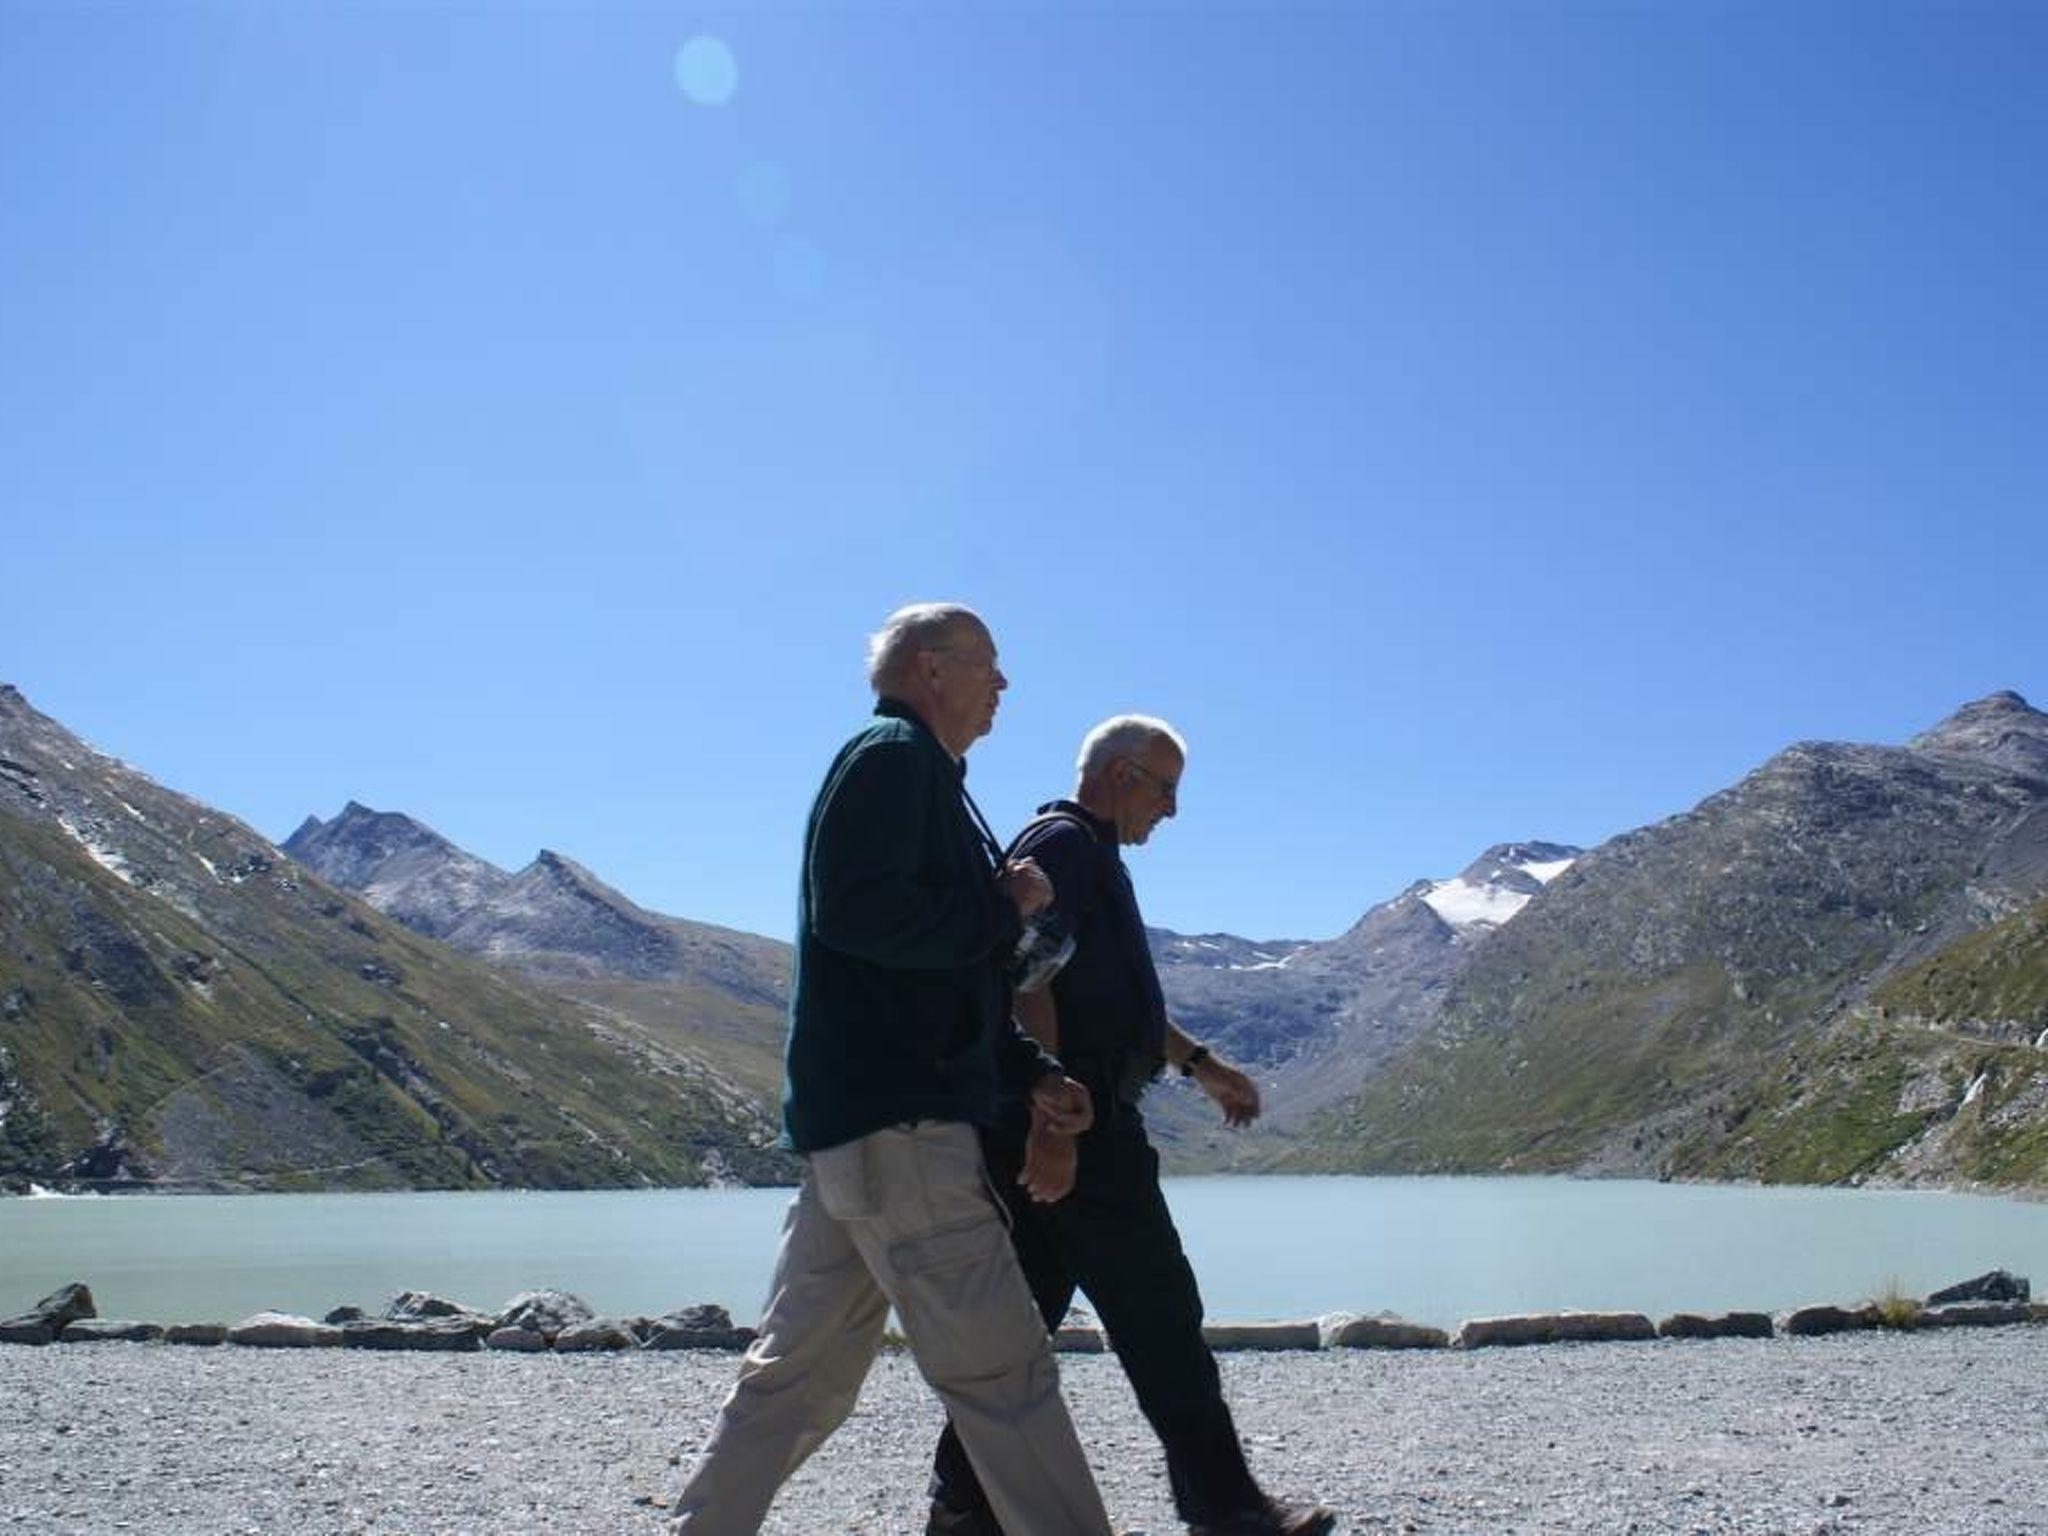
[1077,715,1186,778]
[865,602,983,691]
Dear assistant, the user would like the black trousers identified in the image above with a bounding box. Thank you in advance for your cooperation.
[929,1102,1266,1527]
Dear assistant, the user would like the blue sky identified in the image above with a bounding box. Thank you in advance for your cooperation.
[3,1,2043,943]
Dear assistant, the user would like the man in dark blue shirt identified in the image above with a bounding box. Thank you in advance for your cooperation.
[927,716,1335,1536]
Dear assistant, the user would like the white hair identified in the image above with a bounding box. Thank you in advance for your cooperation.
[1076,715,1186,778]
[865,602,983,691]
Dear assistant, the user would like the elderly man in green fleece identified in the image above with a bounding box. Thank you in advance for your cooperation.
[670,602,1117,1536]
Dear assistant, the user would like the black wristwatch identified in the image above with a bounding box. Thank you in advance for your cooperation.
[1180,1044,1212,1076]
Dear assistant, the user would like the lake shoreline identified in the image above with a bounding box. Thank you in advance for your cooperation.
[10,1165,2048,1200]
[8,1176,2048,1334]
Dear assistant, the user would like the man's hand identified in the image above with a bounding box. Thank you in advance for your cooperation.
[1017,1116,1078,1203]
[1192,1054,1261,1129]
[1029,1073,1093,1136]
[1016,1073,1092,1203]
[998,857,1053,919]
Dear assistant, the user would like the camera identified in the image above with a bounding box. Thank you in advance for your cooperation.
[1008,910,1076,993]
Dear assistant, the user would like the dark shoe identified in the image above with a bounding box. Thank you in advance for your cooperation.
[1190,1499,1337,1536]
[926,1500,1004,1536]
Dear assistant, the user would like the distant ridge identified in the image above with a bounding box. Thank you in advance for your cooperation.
[284,800,792,1102]
[1144,838,1582,1165]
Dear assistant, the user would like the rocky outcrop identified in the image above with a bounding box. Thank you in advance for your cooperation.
[341,1319,484,1351]
[58,1319,163,1343]
[1321,1313,1449,1350]
[495,1288,594,1341]
[554,1319,637,1352]
[226,1312,343,1348]
[637,1304,755,1351]
[0,1282,96,1344]
[1782,1304,1881,1337]
[385,1288,483,1321]
[1455,1311,1658,1349]
[1199,1321,1322,1351]
[485,1327,548,1353]
[1928,1270,2030,1305]
[1923,1301,2032,1328]
[1052,1325,1105,1353]
[1657,1312,1774,1340]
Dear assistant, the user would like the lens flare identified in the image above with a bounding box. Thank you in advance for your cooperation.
[674,36,738,106]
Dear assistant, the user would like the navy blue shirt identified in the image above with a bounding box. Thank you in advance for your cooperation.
[1010,800,1169,1105]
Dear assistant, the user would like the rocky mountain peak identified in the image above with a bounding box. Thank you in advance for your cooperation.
[283,802,474,892]
[1908,690,2048,776]
[282,802,510,940]
[521,849,610,895]
[1455,841,1582,888]
[512,850,656,927]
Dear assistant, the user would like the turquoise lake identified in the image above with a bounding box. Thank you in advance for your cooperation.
[4,1176,2045,1330]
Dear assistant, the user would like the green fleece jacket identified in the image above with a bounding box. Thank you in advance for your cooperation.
[781,699,1060,1153]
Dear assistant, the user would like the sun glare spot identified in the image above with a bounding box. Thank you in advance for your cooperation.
[674,36,738,106]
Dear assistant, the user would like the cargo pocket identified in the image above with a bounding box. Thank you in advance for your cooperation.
[889,1209,1046,1387]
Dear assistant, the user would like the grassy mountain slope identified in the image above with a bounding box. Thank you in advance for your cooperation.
[0,808,790,1190]
[1874,893,2048,1036]
[0,685,791,1191]
[1286,697,2048,1187]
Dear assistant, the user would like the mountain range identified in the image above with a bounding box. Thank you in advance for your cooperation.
[283,805,790,1106]
[0,685,790,1192]
[1287,690,2048,1186]
[5,680,2045,1193]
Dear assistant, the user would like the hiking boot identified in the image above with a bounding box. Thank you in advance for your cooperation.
[925,1500,1004,1536]
[1189,1499,1337,1536]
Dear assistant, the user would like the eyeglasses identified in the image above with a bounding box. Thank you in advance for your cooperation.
[1122,758,1179,803]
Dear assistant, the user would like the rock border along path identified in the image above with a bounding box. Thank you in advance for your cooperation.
[4,1270,2042,1357]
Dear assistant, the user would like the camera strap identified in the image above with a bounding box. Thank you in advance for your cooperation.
[959,784,1007,872]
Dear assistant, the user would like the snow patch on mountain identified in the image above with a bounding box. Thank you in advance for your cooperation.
[1418,847,1579,933]
[1420,878,1532,929]
[1231,946,1307,972]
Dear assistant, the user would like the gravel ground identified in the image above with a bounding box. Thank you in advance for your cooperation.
[2,1328,2045,1535]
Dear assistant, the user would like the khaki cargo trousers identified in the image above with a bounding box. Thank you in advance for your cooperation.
[670,1119,1114,1536]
